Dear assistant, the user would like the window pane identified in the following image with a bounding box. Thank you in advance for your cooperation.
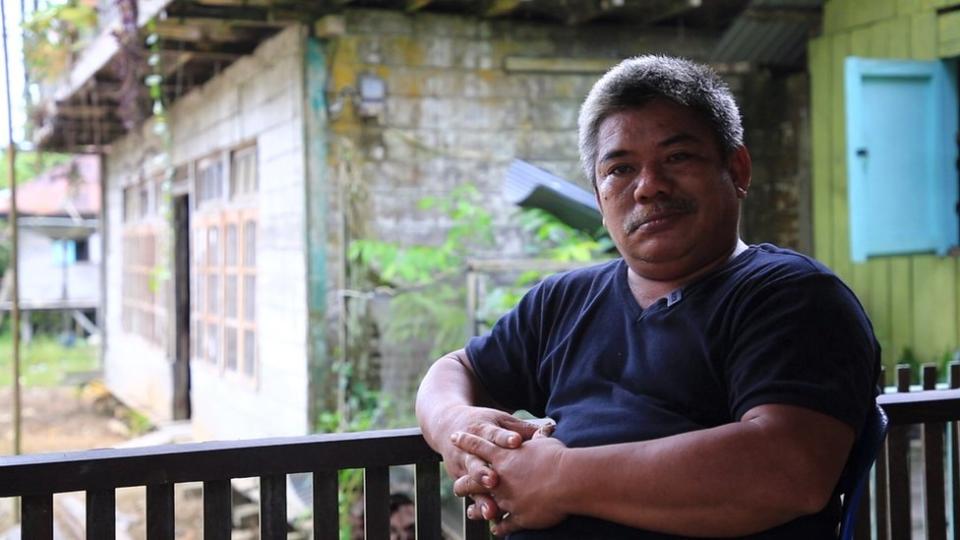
[225,328,238,371]
[243,220,256,267]
[244,275,255,322]
[207,227,219,266]
[225,224,238,266]
[207,275,219,315]
[195,270,204,316]
[206,323,219,364]
[193,320,202,360]
[194,229,206,266]
[243,330,255,377]
[225,275,237,318]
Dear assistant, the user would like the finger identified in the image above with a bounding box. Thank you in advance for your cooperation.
[465,503,481,521]
[497,417,541,445]
[453,474,488,497]
[469,494,500,521]
[451,432,499,462]
[491,515,522,537]
[464,453,497,488]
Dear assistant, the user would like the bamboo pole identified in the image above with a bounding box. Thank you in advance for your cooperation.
[1,0,22,459]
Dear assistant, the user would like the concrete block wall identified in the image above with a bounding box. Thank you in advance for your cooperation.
[322,9,716,409]
[104,26,311,439]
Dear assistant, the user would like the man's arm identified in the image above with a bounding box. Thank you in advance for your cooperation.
[416,348,539,519]
[454,403,853,537]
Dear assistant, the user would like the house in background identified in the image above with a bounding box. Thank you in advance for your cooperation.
[0,155,101,339]
[32,0,821,441]
[808,0,960,371]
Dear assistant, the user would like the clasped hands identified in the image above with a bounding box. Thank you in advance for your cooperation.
[441,406,567,537]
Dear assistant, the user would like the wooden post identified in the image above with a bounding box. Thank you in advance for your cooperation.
[1,0,22,459]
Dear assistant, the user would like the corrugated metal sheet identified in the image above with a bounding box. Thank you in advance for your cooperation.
[712,0,823,68]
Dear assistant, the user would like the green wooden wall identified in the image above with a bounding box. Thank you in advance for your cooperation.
[811,0,960,370]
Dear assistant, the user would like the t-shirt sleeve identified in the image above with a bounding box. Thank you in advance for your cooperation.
[726,272,880,433]
[464,281,549,416]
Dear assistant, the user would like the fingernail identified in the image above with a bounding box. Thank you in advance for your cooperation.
[507,434,519,445]
[481,474,493,487]
[481,503,489,515]
[450,432,460,444]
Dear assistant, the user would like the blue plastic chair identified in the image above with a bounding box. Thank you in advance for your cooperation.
[837,402,889,540]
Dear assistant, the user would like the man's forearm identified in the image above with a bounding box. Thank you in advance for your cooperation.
[551,405,852,536]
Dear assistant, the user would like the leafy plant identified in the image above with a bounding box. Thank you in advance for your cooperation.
[23,1,98,83]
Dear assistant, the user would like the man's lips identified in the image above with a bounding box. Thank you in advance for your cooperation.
[624,206,695,235]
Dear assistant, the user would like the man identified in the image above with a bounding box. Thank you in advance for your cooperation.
[416,55,879,539]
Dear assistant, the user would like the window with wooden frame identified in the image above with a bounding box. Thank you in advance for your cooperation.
[192,146,258,379]
[196,155,224,207]
[121,178,167,345]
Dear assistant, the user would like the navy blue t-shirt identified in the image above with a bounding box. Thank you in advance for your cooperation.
[465,244,880,539]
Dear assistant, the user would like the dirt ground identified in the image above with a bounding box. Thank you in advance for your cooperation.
[0,385,207,539]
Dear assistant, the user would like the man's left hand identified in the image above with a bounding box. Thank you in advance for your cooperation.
[451,432,569,536]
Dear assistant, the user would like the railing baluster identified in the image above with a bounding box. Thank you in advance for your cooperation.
[313,470,339,540]
[951,362,959,540]
[22,493,53,539]
[885,366,913,539]
[364,466,390,539]
[260,474,287,540]
[87,488,116,539]
[203,479,232,540]
[464,497,490,540]
[415,461,442,540]
[146,483,175,540]
[923,365,947,539]
[876,366,889,540]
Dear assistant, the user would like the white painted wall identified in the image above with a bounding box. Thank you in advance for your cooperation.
[104,26,310,438]
[16,230,100,307]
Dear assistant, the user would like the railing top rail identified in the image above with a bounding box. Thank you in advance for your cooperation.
[0,427,439,497]
[877,388,960,425]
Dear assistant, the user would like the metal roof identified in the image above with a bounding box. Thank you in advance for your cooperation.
[712,0,823,69]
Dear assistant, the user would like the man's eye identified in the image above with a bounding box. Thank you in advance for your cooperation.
[608,165,634,176]
[666,152,692,163]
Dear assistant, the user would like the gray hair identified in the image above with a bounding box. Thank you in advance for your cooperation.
[577,55,743,186]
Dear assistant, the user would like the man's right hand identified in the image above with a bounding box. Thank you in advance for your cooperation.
[438,404,539,480]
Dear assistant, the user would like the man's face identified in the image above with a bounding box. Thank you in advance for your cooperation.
[593,98,750,281]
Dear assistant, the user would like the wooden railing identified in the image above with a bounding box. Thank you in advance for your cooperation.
[865,363,960,540]
[1,365,959,540]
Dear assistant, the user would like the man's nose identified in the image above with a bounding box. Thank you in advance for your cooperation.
[632,163,672,201]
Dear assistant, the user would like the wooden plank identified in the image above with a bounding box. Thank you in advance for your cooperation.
[830,31,853,283]
[313,470,339,540]
[260,474,287,540]
[912,11,938,59]
[876,369,889,540]
[885,367,913,539]
[146,483,175,540]
[809,36,834,264]
[0,428,436,497]
[922,365,947,539]
[879,389,960,424]
[364,466,391,539]
[202,480,232,540]
[912,256,957,362]
[86,489,116,540]
[868,260,894,368]
[415,461,442,540]
[939,10,960,57]
[22,494,53,540]
[889,257,913,369]
[464,497,491,540]
[885,16,912,58]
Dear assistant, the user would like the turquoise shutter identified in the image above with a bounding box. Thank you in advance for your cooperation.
[845,57,959,262]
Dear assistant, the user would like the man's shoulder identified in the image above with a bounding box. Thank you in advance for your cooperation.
[735,243,835,283]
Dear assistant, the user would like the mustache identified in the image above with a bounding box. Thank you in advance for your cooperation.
[623,198,697,235]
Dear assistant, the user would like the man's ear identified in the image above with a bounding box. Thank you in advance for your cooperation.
[728,146,752,199]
